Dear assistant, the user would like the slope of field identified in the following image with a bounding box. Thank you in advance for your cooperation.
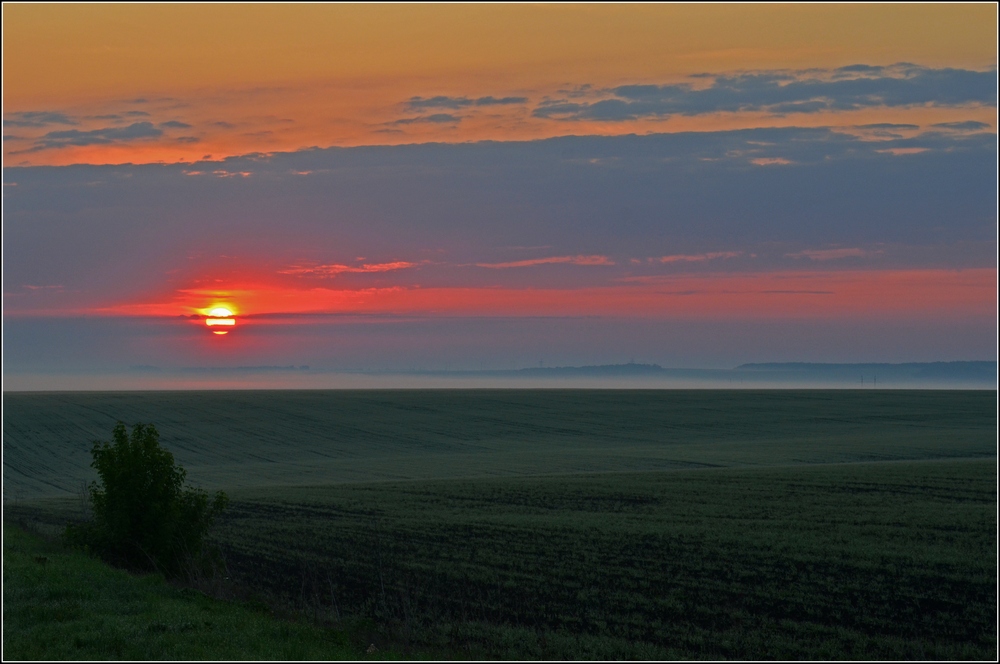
[4,390,996,500]
[209,459,996,659]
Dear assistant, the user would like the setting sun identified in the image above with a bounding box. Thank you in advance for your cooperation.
[205,305,236,334]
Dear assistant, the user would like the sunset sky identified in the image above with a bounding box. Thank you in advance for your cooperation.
[3,4,997,387]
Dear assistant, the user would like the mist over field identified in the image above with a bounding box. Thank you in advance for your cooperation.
[4,312,995,391]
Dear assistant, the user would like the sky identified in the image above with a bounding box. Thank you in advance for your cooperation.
[2,4,997,388]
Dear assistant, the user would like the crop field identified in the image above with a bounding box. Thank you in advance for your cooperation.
[3,389,995,501]
[214,459,996,659]
[3,389,996,659]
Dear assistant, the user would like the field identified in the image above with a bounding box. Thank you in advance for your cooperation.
[210,460,997,660]
[4,390,995,501]
[3,389,997,659]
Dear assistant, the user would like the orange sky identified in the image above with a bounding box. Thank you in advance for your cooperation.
[4,4,996,166]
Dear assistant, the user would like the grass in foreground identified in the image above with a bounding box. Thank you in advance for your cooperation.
[2,524,366,661]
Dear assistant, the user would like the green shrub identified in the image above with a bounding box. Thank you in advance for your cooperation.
[66,422,228,577]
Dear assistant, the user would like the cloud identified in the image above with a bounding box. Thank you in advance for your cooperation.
[280,261,419,277]
[390,113,462,125]
[22,122,163,151]
[474,96,528,106]
[21,284,64,291]
[4,111,77,128]
[850,122,923,139]
[532,64,997,121]
[159,120,192,129]
[407,95,528,110]
[786,248,872,261]
[476,255,614,269]
[875,147,929,156]
[658,252,742,263]
[856,123,920,130]
[931,120,991,132]
[4,126,994,308]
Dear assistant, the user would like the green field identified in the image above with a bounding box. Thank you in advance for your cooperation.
[3,390,997,659]
[4,390,995,500]
[210,459,996,660]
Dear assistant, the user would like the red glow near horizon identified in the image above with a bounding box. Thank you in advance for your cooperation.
[86,268,996,322]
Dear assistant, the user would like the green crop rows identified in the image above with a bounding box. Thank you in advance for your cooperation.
[212,459,996,660]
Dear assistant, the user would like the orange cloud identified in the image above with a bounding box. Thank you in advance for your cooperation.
[657,251,742,263]
[786,248,874,261]
[475,255,615,269]
[750,157,793,166]
[279,261,420,277]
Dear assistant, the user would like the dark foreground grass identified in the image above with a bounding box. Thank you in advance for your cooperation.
[213,459,997,660]
[2,524,367,661]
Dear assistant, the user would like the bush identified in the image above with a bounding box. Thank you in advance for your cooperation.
[66,422,228,577]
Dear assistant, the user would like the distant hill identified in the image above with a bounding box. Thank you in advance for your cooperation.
[735,361,997,384]
[411,361,997,387]
[413,363,723,379]
[505,363,670,376]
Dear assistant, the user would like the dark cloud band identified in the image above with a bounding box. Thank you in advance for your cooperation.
[532,64,997,121]
[19,121,163,152]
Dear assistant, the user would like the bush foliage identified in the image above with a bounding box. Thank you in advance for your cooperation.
[67,422,227,577]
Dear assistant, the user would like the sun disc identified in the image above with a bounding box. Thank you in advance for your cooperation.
[204,304,236,332]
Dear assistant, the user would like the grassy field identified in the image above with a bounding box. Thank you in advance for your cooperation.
[4,389,995,500]
[3,389,996,659]
[2,524,365,661]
